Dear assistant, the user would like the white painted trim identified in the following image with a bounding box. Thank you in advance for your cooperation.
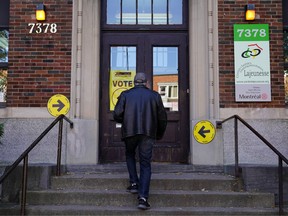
[208,0,220,119]
[189,0,219,120]
[189,0,210,120]
[70,0,100,120]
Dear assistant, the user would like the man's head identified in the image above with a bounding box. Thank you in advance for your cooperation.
[134,72,147,85]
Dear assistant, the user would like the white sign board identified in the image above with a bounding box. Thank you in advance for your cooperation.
[234,24,271,102]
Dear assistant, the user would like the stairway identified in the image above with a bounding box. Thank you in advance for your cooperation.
[0,163,284,215]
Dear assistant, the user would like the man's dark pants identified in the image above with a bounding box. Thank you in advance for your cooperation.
[124,135,154,199]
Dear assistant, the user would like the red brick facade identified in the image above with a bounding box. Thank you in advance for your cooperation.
[218,0,285,108]
[6,1,285,108]
[7,0,72,107]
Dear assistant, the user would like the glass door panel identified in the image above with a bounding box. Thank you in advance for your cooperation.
[153,47,178,111]
[110,46,136,110]
[110,46,136,71]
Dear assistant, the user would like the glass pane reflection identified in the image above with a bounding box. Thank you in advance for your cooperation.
[106,0,183,25]
[138,0,152,24]
[153,0,167,24]
[107,0,121,24]
[122,0,136,24]
[110,46,136,70]
[110,46,136,111]
[169,0,182,24]
[0,30,8,63]
[0,69,7,102]
[153,47,178,111]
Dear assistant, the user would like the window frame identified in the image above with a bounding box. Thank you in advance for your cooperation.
[283,0,288,105]
[284,0,288,69]
[284,28,288,69]
[101,0,188,31]
[0,27,9,67]
[0,0,9,106]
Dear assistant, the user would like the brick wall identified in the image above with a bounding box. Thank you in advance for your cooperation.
[7,0,72,107]
[218,0,285,108]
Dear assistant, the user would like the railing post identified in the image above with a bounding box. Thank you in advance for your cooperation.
[234,117,240,177]
[56,118,63,176]
[20,155,28,216]
[278,157,284,215]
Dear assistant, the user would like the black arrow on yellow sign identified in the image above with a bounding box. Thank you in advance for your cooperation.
[52,99,65,112]
[198,126,210,138]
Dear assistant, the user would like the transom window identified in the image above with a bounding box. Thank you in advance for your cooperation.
[106,0,183,25]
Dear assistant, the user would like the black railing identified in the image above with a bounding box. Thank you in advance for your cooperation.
[217,115,288,215]
[0,114,73,215]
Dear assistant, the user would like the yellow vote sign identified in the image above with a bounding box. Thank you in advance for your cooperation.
[109,70,136,111]
[47,94,70,117]
[193,120,216,144]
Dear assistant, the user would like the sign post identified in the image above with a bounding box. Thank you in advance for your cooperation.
[234,24,271,102]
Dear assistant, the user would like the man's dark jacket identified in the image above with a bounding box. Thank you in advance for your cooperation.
[113,85,167,140]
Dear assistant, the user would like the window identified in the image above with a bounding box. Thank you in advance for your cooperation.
[284,29,288,105]
[0,0,9,104]
[0,30,8,63]
[283,0,288,105]
[153,47,178,111]
[109,46,136,110]
[106,0,183,25]
[158,83,178,111]
[0,30,8,103]
[284,30,288,64]
[110,46,136,71]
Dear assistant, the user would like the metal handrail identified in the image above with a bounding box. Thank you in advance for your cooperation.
[0,114,73,215]
[217,115,288,215]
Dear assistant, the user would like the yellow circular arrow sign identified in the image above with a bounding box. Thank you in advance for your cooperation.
[193,120,216,144]
[47,94,70,117]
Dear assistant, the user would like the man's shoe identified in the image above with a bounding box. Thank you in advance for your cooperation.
[138,197,151,210]
[126,183,138,194]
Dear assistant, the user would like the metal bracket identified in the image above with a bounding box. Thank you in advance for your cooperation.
[216,121,222,129]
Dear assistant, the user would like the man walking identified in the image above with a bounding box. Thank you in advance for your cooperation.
[113,72,167,210]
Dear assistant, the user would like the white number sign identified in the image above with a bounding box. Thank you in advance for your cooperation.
[28,23,58,34]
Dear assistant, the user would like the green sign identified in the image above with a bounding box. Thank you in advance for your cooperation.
[234,24,269,41]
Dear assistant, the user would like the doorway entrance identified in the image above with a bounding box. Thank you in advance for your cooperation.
[99,33,189,163]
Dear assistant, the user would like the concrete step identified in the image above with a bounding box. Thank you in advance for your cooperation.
[0,204,283,215]
[1,165,285,215]
[25,189,275,208]
[32,172,272,209]
[51,172,242,191]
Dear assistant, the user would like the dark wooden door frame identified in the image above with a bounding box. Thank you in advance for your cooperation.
[99,32,189,163]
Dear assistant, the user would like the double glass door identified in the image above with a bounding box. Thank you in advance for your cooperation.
[100,33,189,163]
